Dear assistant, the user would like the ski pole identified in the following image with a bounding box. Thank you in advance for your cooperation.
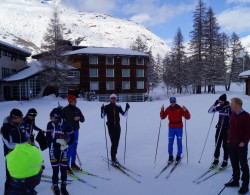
[198,113,215,163]
[184,118,189,164]
[154,119,162,165]
[103,104,110,171]
[124,110,128,165]
[213,116,225,162]
[76,151,83,171]
[217,178,233,195]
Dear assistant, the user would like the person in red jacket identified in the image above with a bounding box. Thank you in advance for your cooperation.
[224,97,250,195]
[160,97,191,163]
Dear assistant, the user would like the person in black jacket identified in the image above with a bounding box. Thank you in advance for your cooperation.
[1,109,32,194]
[46,107,75,195]
[208,94,232,169]
[101,94,130,165]
[62,94,85,173]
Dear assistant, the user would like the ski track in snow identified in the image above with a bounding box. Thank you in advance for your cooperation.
[0,84,249,195]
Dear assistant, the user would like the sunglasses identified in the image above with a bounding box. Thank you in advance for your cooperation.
[29,113,37,117]
[70,100,77,103]
[111,98,116,100]
[170,101,176,103]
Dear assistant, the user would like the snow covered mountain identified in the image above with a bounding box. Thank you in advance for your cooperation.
[0,0,170,57]
[241,35,250,54]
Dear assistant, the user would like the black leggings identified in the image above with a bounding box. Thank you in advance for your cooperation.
[108,124,121,160]
[214,126,228,160]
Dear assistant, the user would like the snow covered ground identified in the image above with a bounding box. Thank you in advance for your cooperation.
[0,84,249,195]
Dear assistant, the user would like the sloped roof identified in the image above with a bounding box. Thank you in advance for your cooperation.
[67,47,148,57]
[239,70,250,78]
[0,40,31,56]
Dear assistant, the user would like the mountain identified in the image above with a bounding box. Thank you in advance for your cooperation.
[0,0,170,57]
[241,35,250,54]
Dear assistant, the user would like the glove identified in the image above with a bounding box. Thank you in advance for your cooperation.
[56,139,68,151]
[161,105,164,112]
[101,105,105,113]
[125,103,130,111]
[214,100,219,106]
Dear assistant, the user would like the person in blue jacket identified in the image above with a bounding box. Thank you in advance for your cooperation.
[208,94,231,169]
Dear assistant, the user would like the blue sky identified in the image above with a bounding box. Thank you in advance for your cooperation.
[62,0,250,46]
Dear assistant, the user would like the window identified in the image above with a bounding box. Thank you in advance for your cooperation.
[122,81,130,90]
[122,69,130,77]
[137,81,144,89]
[89,56,98,64]
[89,68,98,77]
[136,69,144,77]
[106,56,114,65]
[137,57,144,65]
[2,68,10,77]
[122,57,130,65]
[106,69,114,77]
[90,82,99,90]
[106,81,115,90]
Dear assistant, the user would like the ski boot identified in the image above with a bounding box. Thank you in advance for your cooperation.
[224,180,239,187]
[220,160,228,169]
[175,156,181,164]
[210,158,219,169]
[66,166,73,175]
[52,185,60,195]
[61,185,69,195]
[168,156,174,164]
[112,158,120,167]
[71,163,81,171]
[238,186,249,194]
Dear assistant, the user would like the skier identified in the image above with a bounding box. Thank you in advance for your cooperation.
[1,108,32,194]
[160,97,191,163]
[46,107,75,195]
[62,94,85,174]
[208,94,231,169]
[5,143,44,195]
[224,97,250,194]
[101,94,130,165]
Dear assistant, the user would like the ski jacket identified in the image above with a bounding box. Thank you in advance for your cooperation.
[160,104,191,128]
[101,103,127,125]
[62,104,85,130]
[46,120,75,149]
[21,116,43,135]
[1,117,30,156]
[208,101,231,128]
[228,110,250,145]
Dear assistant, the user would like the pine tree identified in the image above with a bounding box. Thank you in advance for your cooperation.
[189,0,207,94]
[154,54,163,83]
[40,9,72,91]
[226,32,243,91]
[130,36,148,52]
[146,50,158,92]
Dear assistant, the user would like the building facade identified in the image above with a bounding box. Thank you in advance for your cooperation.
[67,47,148,102]
[0,40,31,100]
[239,70,250,96]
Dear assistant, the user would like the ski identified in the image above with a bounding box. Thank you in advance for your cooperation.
[165,160,181,179]
[72,169,110,181]
[103,158,141,184]
[193,164,220,183]
[41,179,72,185]
[103,157,141,177]
[155,161,173,179]
[196,166,229,184]
[67,173,97,189]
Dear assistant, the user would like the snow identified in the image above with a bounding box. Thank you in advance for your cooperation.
[0,84,249,195]
[67,47,148,57]
[0,0,170,58]
[239,70,250,78]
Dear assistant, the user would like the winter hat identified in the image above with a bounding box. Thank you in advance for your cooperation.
[10,109,23,119]
[68,94,76,102]
[50,108,62,119]
[170,97,177,102]
[27,108,37,115]
[110,94,117,99]
[219,94,227,102]
[6,143,43,179]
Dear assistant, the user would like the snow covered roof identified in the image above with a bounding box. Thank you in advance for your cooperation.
[0,40,31,55]
[2,61,42,82]
[67,47,148,57]
[239,70,250,78]
[2,61,78,82]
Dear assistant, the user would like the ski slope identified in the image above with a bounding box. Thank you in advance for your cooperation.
[0,84,249,195]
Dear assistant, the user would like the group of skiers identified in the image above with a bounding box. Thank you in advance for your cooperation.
[1,93,250,194]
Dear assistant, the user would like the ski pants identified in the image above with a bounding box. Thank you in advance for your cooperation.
[6,171,42,195]
[107,123,121,161]
[168,128,183,157]
[4,161,11,194]
[49,146,68,187]
[214,126,228,161]
[67,130,79,166]
[228,144,249,187]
